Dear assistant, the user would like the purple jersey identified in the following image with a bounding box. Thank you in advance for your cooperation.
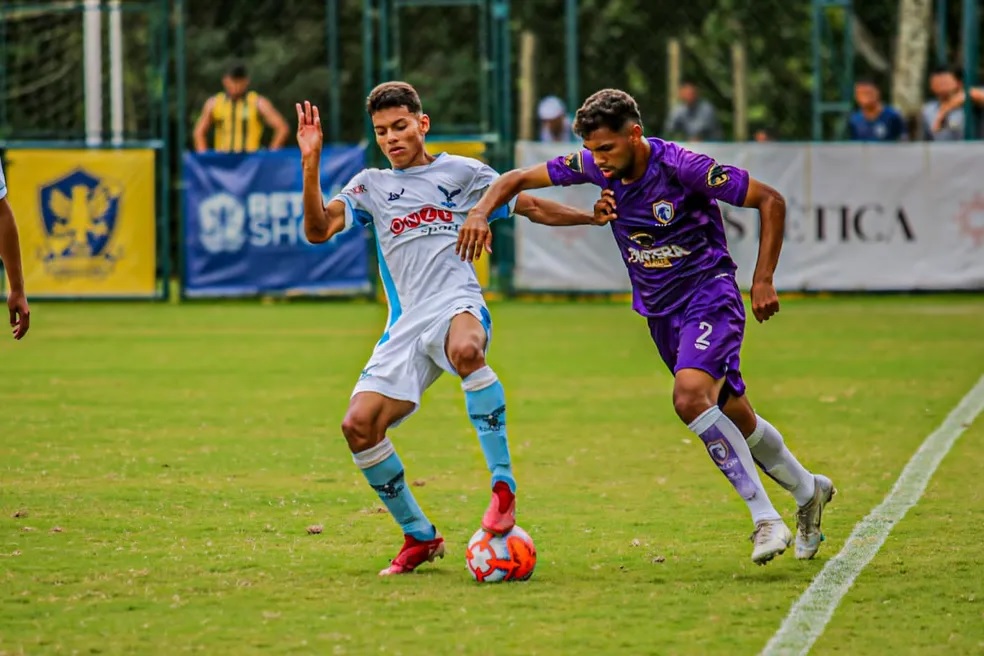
[546,138,749,317]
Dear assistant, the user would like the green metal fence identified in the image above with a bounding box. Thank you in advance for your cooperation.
[0,0,171,299]
[2,1,981,299]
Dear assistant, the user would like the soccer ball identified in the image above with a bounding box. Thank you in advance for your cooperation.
[465,525,537,583]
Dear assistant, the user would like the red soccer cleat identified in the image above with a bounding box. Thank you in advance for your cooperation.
[481,481,516,535]
[378,530,446,576]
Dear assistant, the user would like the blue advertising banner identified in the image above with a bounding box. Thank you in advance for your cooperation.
[183,146,371,297]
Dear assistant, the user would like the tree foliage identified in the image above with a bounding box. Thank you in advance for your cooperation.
[1,0,979,144]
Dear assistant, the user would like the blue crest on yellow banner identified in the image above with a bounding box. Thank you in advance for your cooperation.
[6,148,155,297]
[38,168,123,277]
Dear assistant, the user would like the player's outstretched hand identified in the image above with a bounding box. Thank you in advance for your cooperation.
[593,189,617,225]
[296,100,322,159]
[750,280,779,323]
[456,210,492,262]
[7,289,29,340]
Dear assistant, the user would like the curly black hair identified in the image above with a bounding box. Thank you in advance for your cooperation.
[572,89,643,137]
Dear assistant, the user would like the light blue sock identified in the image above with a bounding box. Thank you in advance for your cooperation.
[354,438,435,541]
[462,366,516,492]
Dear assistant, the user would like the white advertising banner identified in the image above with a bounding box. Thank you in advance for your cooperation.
[513,142,630,291]
[513,140,984,291]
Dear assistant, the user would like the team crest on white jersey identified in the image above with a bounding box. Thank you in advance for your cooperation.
[332,153,499,312]
[438,185,462,208]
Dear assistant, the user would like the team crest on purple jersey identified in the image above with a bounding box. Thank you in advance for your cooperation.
[706,163,729,187]
[544,138,750,317]
[563,151,583,173]
[652,200,675,225]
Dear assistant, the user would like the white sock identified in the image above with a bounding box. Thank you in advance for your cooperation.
[746,415,816,506]
[688,407,781,524]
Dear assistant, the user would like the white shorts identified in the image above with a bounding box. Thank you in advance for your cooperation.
[352,296,492,426]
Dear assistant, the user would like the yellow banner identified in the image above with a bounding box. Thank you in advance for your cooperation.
[6,149,156,297]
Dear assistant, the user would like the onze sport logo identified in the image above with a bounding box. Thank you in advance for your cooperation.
[390,206,453,235]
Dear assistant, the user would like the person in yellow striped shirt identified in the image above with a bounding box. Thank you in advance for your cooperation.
[193,62,289,153]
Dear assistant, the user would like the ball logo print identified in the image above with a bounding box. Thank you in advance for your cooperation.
[199,193,247,254]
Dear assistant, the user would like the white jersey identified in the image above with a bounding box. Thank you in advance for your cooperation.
[331,153,511,319]
[0,159,7,201]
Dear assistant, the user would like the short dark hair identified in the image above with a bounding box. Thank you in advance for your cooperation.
[225,61,249,79]
[931,63,962,78]
[366,81,422,115]
[572,89,643,138]
[854,77,878,88]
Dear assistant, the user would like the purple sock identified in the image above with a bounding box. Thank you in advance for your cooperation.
[688,406,781,523]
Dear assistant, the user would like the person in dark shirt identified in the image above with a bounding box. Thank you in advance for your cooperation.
[848,79,905,142]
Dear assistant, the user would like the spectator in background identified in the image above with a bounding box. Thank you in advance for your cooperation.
[663,80,722,142]
[752,126,775,142]
[538,95,574,142]
[848,79,905,141]
[921,65,984,140]
[193,61,289,153]
[927,67,984,139]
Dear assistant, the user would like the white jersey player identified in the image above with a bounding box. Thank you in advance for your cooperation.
[296,82,611,576]
[334,151,512,413]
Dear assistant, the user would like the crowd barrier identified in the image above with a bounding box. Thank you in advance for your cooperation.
[513,141,984,292]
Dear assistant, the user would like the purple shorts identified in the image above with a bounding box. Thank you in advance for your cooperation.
[647,273,747,401]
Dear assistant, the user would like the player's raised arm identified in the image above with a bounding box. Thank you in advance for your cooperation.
[456,163,555,262]
[741,177,786,323]
[297,101,346,244]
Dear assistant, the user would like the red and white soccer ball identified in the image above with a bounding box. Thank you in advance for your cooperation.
[465,525,537,583]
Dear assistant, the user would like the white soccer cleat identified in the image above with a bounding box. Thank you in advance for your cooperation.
[750,518,793,565]
[795,474,836,560]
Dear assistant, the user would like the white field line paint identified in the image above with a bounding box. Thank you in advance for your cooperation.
[761,374,984,656]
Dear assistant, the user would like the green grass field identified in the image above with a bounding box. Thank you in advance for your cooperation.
[1,296,983,655]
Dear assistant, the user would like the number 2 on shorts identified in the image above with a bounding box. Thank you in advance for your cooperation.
[695,321,713,351]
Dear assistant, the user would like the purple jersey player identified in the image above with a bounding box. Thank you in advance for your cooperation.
[458,89,835,565]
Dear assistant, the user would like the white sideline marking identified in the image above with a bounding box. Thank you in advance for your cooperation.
[761,374,984,656]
